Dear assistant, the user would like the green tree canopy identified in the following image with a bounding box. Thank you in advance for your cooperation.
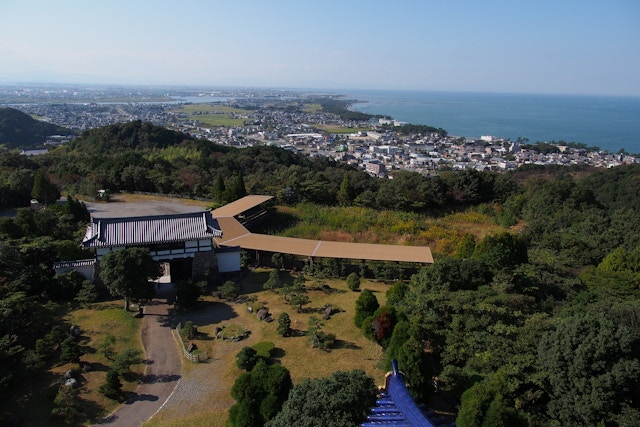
[538,308,640,426]
[354,289,379,328]
[99,370,122,400]
[457,370,527,427]
[175,279,205,308]
[277,312,291,337]
[31,169,60,205]
[473,232,528,272]
[99,248,161,310]
[236,347,259,371]
[346,272,360,291]
[267,370,377,427]
[228,360,292,427]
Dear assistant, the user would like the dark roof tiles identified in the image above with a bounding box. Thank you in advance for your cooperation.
[82,211,221,248]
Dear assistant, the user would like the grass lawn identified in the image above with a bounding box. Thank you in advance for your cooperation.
[146,269,390,427]
[69,301,146,420]
[169,104,251,127]
[300,103,322,113]
[2,301,145,426]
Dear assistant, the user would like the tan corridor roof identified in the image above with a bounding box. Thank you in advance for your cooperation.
[212,203,433,264]
[209,195,274,218]
[314,241,433,263]
[212,216,251,243]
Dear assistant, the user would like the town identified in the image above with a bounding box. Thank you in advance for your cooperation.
[3,84,637,174]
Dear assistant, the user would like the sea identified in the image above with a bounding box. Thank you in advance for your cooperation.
[343,90,640,154]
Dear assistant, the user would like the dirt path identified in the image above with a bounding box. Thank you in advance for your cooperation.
[96,282,181,427]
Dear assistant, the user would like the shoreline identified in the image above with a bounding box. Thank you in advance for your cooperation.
[342,90,639,154]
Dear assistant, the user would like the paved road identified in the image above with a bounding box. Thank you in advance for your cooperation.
[96,282,181,427]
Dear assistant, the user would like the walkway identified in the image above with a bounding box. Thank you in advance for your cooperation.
[97,280,181,427]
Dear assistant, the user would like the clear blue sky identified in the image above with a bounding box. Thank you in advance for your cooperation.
[1,0,639,96]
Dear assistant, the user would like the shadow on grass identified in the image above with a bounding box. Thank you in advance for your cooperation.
[334,339,362,350]
[288,329,308,338]
[240,269,299,294]
[240,270,270,293]
[270,347,286,360]
[82,361,111,372]
[250,211,299,234]
[176,301,238,327]
[120,371,145,383]
[190,331,215,341]
[80,344,97,355]
[75,395,108,426]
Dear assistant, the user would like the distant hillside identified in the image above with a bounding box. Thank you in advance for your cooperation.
[0,107,72,148]
[65,120,199,154]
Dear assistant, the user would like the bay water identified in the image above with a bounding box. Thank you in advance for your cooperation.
[344,90,640,154]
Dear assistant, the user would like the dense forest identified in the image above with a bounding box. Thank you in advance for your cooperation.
[3,120,519,211]
[0,121,638,426]
[0,108,73,148]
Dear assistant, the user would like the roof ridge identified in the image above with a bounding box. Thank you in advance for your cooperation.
[90,210,211,223]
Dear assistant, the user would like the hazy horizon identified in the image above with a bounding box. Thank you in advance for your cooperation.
[2,0,639,97]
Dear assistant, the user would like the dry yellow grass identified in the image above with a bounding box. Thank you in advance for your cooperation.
[146,271,390,427]
[276,203,509,257]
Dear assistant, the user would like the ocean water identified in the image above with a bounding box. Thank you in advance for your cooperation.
[344,90,640,154]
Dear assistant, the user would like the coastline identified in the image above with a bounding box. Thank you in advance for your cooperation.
[342,90,640,154]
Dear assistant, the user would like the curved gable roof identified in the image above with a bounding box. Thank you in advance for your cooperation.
[363,360,438,427]
[82,211,221,248]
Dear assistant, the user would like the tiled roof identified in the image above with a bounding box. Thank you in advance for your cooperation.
[53,259,96,269]
[82,211,222,248]
[363,360,451,427]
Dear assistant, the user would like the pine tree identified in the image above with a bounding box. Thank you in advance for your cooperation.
[354,289,379,327]
[50,385,80,422]
[214,174,226,202]
[60,337,81,364]
[229,172,247,201]
[31,169,60,205]
[337,174,352,206]
[277,312,291,337]
[99,370,122,399]
[346,272,361,291]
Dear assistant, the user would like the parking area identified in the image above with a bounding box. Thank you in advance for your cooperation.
[83,195,209,218]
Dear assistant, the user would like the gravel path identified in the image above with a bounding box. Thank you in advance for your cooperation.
[149,303,249,422]
[84,196,237,425]
[84,197,206,218]
[95,282,182,427]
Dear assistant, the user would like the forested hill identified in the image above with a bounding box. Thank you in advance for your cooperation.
[0,107,71,148]
[0,118,639,425]
[64,120,210,154]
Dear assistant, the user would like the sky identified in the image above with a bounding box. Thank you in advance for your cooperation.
[1,0,639,96]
